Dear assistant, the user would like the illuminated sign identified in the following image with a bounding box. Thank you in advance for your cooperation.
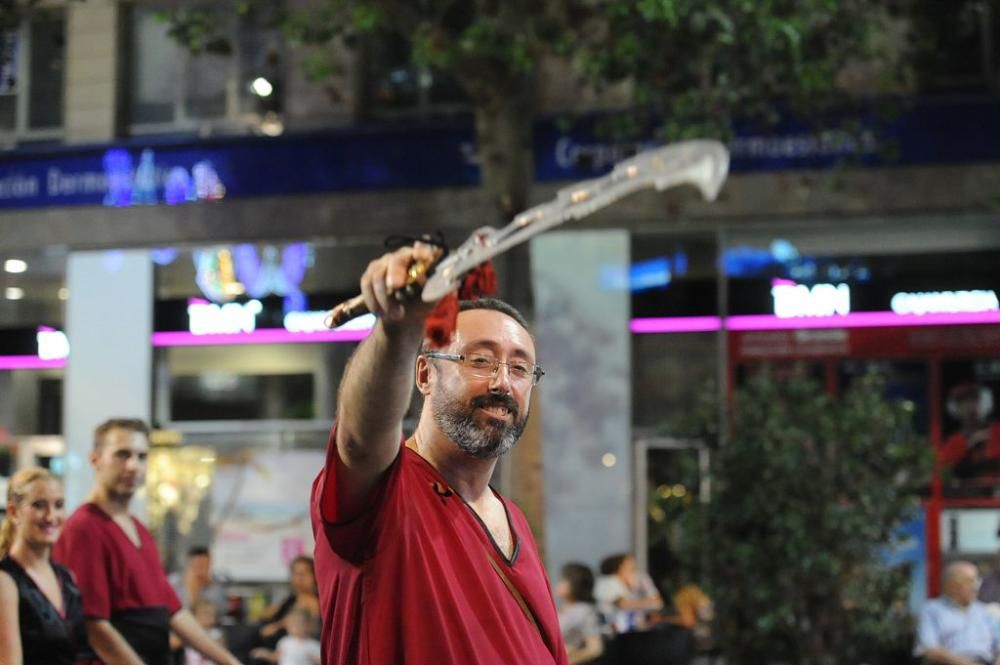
[890,290,999,315]
[194,243,312,312]
[599,254,688,292]
[771,280,850,318]
[187,301,375,337]
[102,148,226,208]
[188,299,262,335]
[282,311,375,333]
[36,327,69,360]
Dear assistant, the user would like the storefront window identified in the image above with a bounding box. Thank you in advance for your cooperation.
[630,232,718,432]
[128,7,284,132]
[151,240,392,425]
[0,9,64,142]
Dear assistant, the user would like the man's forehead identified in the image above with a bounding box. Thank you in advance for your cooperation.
[454,309,534,350]
[103,427,149,450]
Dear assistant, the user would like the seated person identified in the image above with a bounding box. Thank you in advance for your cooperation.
[594,553,663,633]
[672,581,714,647]
[916,561,999,665]
[557,562,604,665]
[169,546,227,613]
[251,608,321,665]
[252,556,320,663]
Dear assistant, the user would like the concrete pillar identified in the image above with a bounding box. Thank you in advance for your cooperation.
[64,0,121,143]
[63,249,153,510]
[531,230,632,577]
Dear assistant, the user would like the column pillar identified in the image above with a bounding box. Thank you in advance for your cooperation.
[64,0,122,143]
[63,249,153,510]
[531,230,632,577]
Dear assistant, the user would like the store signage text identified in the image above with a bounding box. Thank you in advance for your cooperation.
[188,299,263,335]
[890,290,999,315]
[187,301,375,335]
[771,281,851,318]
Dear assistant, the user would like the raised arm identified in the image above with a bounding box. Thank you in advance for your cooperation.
[333,244,440,517]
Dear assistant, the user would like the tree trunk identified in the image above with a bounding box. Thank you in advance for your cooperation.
[473,84,535,222]
[470,80,537,310]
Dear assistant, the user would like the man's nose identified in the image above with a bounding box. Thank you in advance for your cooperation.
[488,362,513,392]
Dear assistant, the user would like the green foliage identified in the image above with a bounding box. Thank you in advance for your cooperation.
[697,372,932,665]
[570,0,909,141]
[155,1,969,215]
[157,8,233,56]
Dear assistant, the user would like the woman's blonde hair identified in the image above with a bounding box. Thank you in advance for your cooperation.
[0,467,59,556]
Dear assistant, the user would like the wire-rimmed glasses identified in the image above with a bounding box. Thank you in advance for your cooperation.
[423,351,545,386]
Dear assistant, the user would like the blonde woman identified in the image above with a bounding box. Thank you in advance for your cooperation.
[0,467,86,665]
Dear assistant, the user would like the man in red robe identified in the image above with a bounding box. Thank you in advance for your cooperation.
[311,243,568,665]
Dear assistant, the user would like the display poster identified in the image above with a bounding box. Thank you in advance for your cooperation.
[210,450,324,582]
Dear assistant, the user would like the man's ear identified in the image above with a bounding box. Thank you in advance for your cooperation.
[89,448,100,468]
[415,355,433,396]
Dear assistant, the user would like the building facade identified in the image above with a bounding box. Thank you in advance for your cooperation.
[1,1,999,591]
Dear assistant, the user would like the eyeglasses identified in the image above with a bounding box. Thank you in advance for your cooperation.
[424,351,545,386]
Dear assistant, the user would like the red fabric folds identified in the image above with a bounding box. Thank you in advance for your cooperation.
[423,261,497,348]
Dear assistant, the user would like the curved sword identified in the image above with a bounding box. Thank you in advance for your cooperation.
[326,139,729,326]
[422,139,728,300]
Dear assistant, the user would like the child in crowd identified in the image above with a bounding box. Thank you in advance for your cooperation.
[557,562,605,665]
[185,598,227,665]
[251,607,321,665]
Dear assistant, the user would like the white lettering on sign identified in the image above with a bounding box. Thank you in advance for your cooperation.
[46,168,108,196]
[890,290,999,315]
[188,299,262,335]
[771,282,851,318]
[554,138,655,171]
[283,310,375,333]
[282,310,328,333]
[36,329,69,360]
[0,174,39,199]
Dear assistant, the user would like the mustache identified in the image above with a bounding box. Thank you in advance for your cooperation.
[471,393,519,419]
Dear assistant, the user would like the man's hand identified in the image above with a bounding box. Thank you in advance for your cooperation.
[358,242,441,326]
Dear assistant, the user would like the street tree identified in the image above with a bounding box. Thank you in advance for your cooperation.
[159,0,935,222]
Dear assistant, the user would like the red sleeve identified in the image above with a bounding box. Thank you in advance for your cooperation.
[311,425,407,566]
[313,424,402,525]
[315,426,343,524]
[53,511,112,620]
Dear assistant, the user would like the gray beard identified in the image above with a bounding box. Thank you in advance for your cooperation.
[431,387,528,460]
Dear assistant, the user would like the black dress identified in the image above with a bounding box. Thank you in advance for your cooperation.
[0,555,87,665]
